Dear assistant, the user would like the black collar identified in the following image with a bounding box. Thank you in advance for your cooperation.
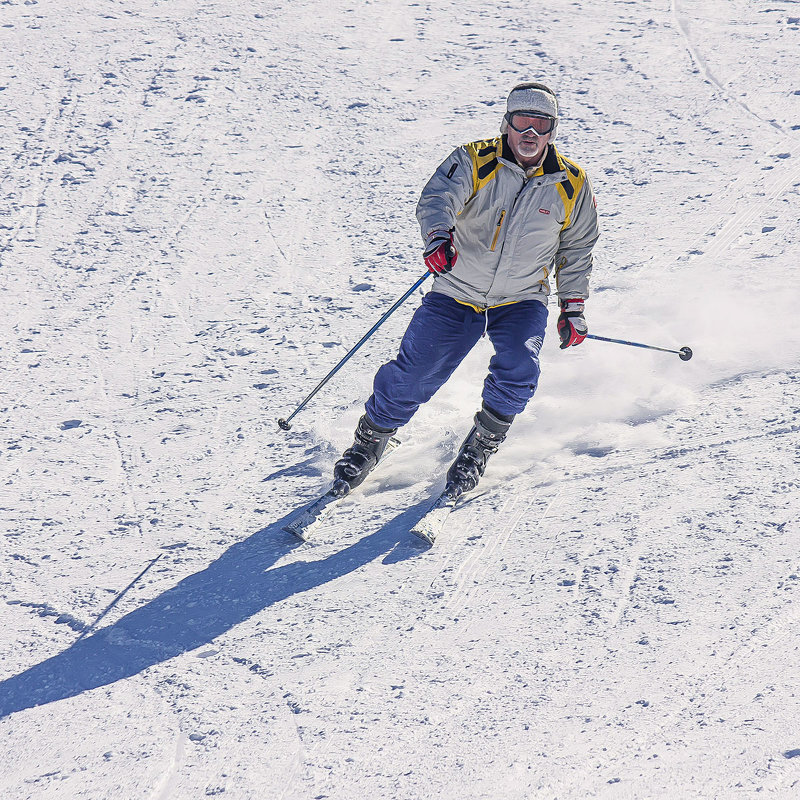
[500,135,516,163]
[541,145,560,174]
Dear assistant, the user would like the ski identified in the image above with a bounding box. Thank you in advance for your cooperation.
[283,436,401,541]
[282,484,348,541]
[410,488,461,546]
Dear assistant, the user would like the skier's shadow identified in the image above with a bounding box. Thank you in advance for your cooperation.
[0,501,429,720]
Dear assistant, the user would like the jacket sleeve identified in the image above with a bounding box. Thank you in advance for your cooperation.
[554,176,599,302]
[416,147,475,250]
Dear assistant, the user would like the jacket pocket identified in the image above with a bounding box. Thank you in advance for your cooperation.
[489,210,506,251]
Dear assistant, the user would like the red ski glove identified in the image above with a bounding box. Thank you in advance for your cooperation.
[423,232,458,274]
[557,299,588,349]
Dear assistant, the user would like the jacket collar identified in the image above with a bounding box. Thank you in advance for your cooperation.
[541,145,562,174]
[500,135,516,164]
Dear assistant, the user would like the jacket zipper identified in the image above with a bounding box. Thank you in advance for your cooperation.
[489,210,506,251]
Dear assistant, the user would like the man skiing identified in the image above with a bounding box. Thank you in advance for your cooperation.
[334,82,599,499]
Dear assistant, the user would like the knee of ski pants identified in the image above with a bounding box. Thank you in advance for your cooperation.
[366,293,485,429]
[481,300,548,417]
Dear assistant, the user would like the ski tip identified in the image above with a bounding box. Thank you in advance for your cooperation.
[409,490,460,546]
[283,512,321,542]
[409,526,435,547]
[282,523,309,542]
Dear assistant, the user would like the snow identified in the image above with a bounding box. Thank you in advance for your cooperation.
[1,0,798,797]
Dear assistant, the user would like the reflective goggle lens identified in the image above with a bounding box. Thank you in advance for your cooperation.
[507,112,556,135]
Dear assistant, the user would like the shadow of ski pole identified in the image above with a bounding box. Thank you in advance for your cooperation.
[0,501,426,720]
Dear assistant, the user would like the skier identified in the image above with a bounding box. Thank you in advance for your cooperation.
[334,82,599,498]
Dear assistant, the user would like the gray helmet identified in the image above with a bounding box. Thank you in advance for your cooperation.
[500,82,559,144]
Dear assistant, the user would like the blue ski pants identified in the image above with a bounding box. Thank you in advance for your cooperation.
[365,292,548,430]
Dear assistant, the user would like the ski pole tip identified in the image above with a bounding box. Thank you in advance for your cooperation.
[277,418,292,431]
[679,347,693,361]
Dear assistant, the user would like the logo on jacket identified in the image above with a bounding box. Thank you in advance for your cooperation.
[538,208,550,215]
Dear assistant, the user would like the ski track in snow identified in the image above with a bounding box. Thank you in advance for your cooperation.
[671,0,789,136]
[149,729,188,800]
[1,0,799,798]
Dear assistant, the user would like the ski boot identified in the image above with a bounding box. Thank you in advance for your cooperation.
[333,414,397,494]
[445,406,512,498]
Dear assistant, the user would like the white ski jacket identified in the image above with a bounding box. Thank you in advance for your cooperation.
[416,137,599,310]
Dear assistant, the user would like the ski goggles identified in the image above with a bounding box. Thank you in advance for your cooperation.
[505,111,556,135]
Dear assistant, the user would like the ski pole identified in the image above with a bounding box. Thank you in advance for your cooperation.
[278,272,431,431]
[586,333,693,361]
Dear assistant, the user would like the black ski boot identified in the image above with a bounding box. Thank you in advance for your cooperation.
[333,414,397,493]
[445,406,513,497]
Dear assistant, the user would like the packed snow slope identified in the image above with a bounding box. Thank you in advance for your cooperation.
[1,0,799,798]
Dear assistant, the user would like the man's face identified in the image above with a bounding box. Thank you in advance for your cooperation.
[507,127,549,167]
[505,112,555,168]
